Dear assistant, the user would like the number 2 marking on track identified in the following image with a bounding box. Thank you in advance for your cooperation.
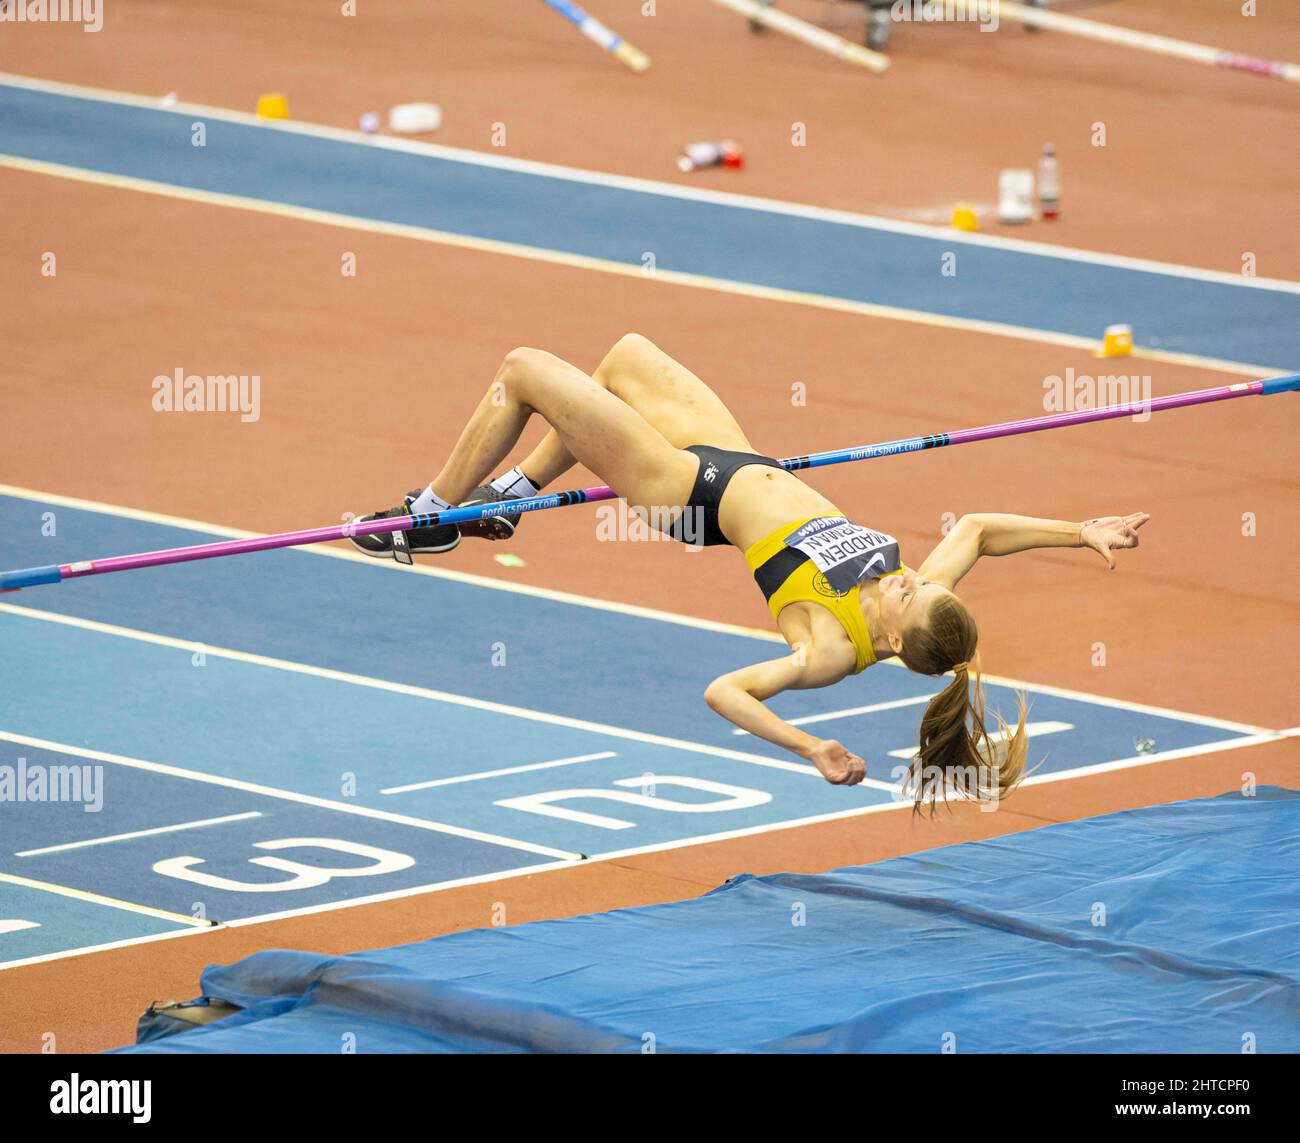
[495,775,771,829]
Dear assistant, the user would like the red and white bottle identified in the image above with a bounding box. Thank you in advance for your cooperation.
[1037,143,1060,219]
[677,140,744,173]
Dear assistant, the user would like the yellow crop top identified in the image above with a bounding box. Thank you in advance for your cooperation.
[744,515,907,675]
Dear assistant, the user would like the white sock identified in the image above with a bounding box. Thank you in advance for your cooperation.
[490,466,540,500]
[409,483,452,514]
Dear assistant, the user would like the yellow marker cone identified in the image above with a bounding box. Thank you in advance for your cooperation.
[950,203,979,232]
[256,93,289,119]
[1099,323,1134,357]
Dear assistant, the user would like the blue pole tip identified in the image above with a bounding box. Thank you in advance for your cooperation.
[0,565,63,590]
[1261,373,1300,395]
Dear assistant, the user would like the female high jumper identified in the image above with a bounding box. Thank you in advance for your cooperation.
[353,335,1148,810]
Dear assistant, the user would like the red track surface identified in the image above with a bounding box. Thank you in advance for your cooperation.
[0,0,1296,1051]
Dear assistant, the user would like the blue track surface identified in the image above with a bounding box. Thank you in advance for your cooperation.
[120,789,1300,1053]
[2,81,1298,369]
[0,493,1260,965]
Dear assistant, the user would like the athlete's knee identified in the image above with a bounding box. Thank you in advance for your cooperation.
[493,346,550,397]
[610,332,656,366]
[594,333,654,390]
[615,331,653,353]
[498,345,548,377]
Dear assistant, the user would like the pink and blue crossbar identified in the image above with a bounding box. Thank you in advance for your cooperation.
[2,374,1296,593]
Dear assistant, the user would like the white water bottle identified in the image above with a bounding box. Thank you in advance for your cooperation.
[1038,143,1060,219]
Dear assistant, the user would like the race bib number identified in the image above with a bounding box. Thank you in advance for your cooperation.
[783,516,901,594]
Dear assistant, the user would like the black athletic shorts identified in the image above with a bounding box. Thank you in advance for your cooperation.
[667,445,784,548]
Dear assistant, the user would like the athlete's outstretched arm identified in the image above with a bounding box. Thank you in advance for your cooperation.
[704,648,866,785]
[919,512,1150,589]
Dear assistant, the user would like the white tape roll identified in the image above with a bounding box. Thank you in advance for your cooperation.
[388,102,443,134]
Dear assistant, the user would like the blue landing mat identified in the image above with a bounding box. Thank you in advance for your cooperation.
[122,789,1300,1053]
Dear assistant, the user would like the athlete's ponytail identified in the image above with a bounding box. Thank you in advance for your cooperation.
[897,594,1028,815]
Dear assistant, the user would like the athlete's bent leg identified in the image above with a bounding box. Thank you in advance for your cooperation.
[433,347,693,513]
[511,334,756,490]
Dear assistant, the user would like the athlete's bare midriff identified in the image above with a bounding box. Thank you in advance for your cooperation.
[717,464,844,552]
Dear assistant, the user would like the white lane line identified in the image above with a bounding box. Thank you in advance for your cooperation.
[960,667,1276,736]
[2,70,1297,294]
[381,752,618,795]
[0,871,210,928]
[0,920,40,934]
[0,924,219,973]
[14,811,263,858]
[0,154,1284,380]
[0,603,897,792]
[0,860,571,973]
[732,693,935,734]
[1020,729,1298,785]
[886,720,1074,760]
[0,731,582,862]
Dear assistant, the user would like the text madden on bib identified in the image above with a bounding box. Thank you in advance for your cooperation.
[783,516,901,594]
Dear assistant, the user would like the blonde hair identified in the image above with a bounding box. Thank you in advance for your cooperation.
[897,593,1028,815]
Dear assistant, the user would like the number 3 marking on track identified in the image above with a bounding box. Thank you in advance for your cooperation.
[152,837,414,892]
[495,775,771,830]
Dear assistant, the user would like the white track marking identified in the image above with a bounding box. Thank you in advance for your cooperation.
[0,730,582,862]
[381,752,618,794]
[14,812,263,857]
[0,153,1280,379]
[0,603,897,791]
[732,693,935,733]
[0,924,218,973]
[963,669,1276,736]
[0,871,209,927]
[0,920,40,934]
[495,775,773,831]
[2,71,1297,293]
[1020,730,1298,785]
[887,720,1075,759]
[0,861,573,972]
